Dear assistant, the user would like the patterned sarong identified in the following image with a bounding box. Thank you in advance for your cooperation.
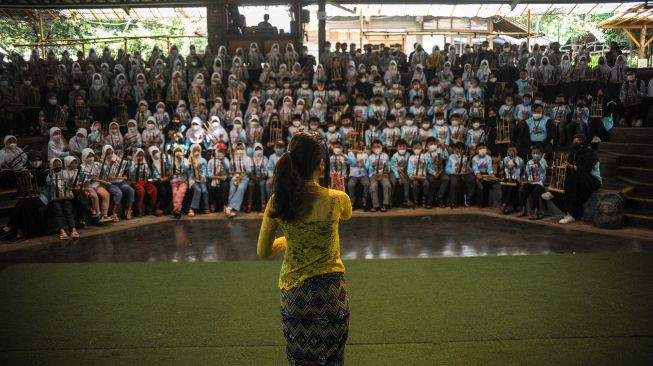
[280,272,349,366]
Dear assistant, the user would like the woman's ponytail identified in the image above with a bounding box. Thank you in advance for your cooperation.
[270,132,325,221]
[271,152,305,221]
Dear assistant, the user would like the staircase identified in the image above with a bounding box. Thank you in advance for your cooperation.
[602,127,653,229]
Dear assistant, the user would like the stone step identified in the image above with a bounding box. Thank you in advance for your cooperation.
[617,166,653,182]
[609,127,653,144]
[0,199,15,219]
[614,152,653,168]
[624,212,653,230]
[597,152,619,178]
[617,176,653,197]
[0,189,16,202]
[626,196,653,212]
[601,142,653,155]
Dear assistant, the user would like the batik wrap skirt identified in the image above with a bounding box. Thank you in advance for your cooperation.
[280,272,349,366]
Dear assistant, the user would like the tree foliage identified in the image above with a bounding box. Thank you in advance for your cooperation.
[0,11,207,59]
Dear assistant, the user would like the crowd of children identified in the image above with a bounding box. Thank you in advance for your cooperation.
[1,38,635,241]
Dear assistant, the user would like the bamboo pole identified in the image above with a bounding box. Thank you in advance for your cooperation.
[527,9,531,50]
[38,12,46,57]
[639,25,647,59]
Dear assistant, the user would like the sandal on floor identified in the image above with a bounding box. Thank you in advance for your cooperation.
[188,209,195,217]
[71,230,80,238]
[60,232,70,240]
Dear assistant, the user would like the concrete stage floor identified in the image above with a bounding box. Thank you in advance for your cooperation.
[1,208,652,263]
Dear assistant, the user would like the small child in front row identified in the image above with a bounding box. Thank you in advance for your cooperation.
[48,157,79,240]
[424,137,449,208]
[441,142,476,208]
[407,140,431,208]
[471,143,496,208]
[369,140,392,212]
[330,142,349,187]
[187,143,210,217]
[389,140,413,208]
[500,143,524,214]
[208,145,231,213]
[518,144,547,220]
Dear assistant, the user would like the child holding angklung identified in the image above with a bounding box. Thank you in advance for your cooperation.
[518,144,547,220]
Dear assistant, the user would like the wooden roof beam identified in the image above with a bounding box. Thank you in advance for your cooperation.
[624,28,641,48]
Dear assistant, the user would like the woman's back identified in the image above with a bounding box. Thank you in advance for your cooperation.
[258,179,352,290]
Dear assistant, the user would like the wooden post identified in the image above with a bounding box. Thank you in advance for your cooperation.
[206,4,227,54]
[359,13,363,49]
[318,0,326,56]
[487,18,494,49]
[38,12,46,58]
[527,9,531,50]
[123,37,128,55]
[639,25,647,59]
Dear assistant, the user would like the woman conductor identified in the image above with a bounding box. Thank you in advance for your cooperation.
[257,132,353,365]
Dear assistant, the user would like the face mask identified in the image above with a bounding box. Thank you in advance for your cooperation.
[31,160,42,168]
[292,120,301,127]
[49,99,57,105]
[508,151,516,157]
[193,125,200,131]
[360,78,367,83]
[472,122,481,129]
[328,126,336,132]
[233,124,242,130]
[405,120,414,126]
[373,148,382,154]
[436,119,445,125]
[398,148,406,155]
[394,103,402,109]
[523,100,530,106]
[310,125,319,130]
[452,120,460,126]
[236,149,245,156]
[429,145,437,152]
[627,75,635,81]
[274,148,284,155]
[532,113,542,120]
[413,149,422,154]
[301,83,309,88]
[387,122,395,128]
[421,123,430,129]
[434,99,443,106]
[147,124,155,130]
[375,82,382,87]
[229,79,237,86]
[478,149,487,157]
[506,101,513,106]
[490,78,497,82]
[86,157,95,163]
[532,154,541,161]
[369,126,376,131]
[333,148,342,155]
[254,150,263,157]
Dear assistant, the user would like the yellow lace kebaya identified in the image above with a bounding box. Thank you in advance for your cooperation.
[257,179,353,290]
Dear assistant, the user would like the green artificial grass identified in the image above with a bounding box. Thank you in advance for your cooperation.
[1,253,652,365]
